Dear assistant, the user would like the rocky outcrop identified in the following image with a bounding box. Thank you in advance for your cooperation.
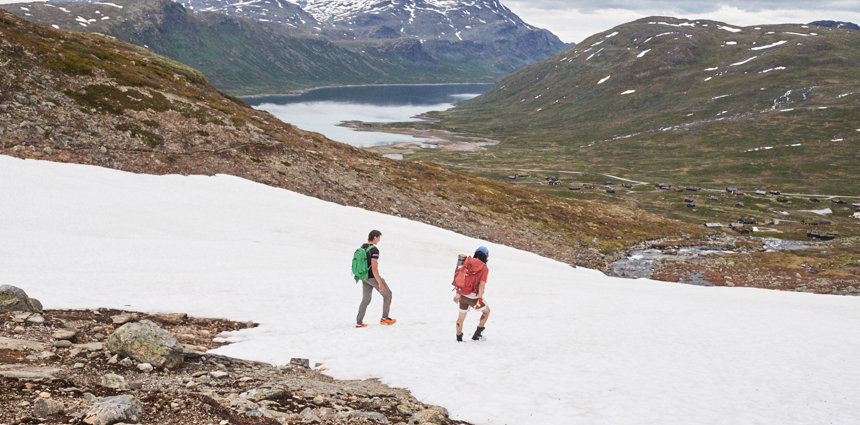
[106,320,184,369]
[0,284,43,313]
[83,395,142,425]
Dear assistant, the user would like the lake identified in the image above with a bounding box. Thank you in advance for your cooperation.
[244,83,493,147]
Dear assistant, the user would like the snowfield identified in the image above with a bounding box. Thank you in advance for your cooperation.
[1,156,859,425]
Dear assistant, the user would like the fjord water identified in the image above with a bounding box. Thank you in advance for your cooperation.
[245,84,493,147]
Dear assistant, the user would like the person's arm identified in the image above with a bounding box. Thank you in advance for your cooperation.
[371,258,386,291]
[477,280,486,299]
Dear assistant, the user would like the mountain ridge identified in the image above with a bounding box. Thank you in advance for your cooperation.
[421,16,860,194]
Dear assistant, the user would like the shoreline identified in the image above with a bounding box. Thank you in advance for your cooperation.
[238,81,496,99]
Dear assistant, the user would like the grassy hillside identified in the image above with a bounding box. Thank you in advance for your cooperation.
[416,17,860,195]
[0,9,695,270]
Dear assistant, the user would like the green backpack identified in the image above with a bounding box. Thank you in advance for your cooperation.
[351,244,376,282]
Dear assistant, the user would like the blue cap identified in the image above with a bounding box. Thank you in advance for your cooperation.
[476,246,488,256]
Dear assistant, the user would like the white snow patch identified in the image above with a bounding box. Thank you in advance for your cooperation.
[704,77,713,82]
[713,94,731,100]
[719,25,742,33]
[598,75,611,85]
[730,56,758,66]
[780,108,795,112]
[637,49,651,58]
[605,31,619,38]
[759,67,786,74]
[620,90,636,95]
[831,138,844,142]
[790,143,803,147]
[51,24,59,30]
[724,41,737,45]
[751,40,787,50]
[784,32,811,37]
[704,67,719,71]
[801,208,833,215]
[94,2,123,8]
[4,157,860,424]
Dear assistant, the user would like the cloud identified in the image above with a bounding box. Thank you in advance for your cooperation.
[506,1,860,43]
[511,0,860,14]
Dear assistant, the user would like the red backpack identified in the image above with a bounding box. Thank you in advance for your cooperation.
[453,257,485,295]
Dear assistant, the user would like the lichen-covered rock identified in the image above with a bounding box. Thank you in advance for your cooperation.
[106,320,183,369]
[100,373,127,390]
[408,406,448,424]
[243,387,287,402]
[349,411,389,423]
[83,395,142,425]
[0,285,43,313]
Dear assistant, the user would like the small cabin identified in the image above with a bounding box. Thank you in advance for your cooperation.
[686,203,696,208]
[810,198,821,203]
[507,175,517,180]
[832,199,847,205]
[606,189,616,194]
[604,181,614,186]
[726,187,738,193]
[568,186,582,191]
[659,185,671,191]
[853,212,860,220]
[686,187,700,192]
[769,191,781,195]
[735,202,745,207]
[622,184,633,189]
[776,197,789,203]
[707,196,719,201]
[685,198,695,203]
[704,223,723,228]
[755,190,767,196]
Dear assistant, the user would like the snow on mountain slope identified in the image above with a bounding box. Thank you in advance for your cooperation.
[1,155,859,425]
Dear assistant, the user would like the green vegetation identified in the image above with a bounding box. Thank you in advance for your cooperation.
[405,18,859,196]
[116,123,164,148]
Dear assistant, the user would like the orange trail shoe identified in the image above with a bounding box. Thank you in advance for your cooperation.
[355,324,368,328]
[380,317,397,325]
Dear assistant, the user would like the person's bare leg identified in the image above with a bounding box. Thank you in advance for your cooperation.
[456,311,467,341]
[479,307,490,326]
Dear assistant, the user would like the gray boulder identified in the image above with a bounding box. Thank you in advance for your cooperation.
[33,397,64,418]
[106,320,183,369]
[83,395,142,425]
[0,285,43,313]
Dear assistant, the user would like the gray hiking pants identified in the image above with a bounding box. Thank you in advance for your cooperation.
[356,277,392,325]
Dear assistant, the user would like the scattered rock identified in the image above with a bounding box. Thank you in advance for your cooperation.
[42,146,52,155]
[210,371,229,379]
[119,357,134,368]
[350,411,389,423]
[0,284,43,312]
[100,373,127,390]
[290,358,310,368]
[33,397,64,418]
[54,340,73,348]
[106,320,184,369]
[0,364,63,380]
[137,363,154,373]
[110,313,134,325]
[155,312,188,324]
[300,407,322,423]
[0,336,51,352]
[83,395,142,425]
[27,313,45,323]
[244,387,287,402]
[52,329,78,341]
[408,407,448,424]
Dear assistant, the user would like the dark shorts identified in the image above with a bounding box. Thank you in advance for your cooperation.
[459,296,488,312]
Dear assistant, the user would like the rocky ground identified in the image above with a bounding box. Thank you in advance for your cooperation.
[607,234,860,294]
[0,308,467,425]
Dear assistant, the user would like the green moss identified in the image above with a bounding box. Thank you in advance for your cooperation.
[65,85,173,115]
[116,122,163,148]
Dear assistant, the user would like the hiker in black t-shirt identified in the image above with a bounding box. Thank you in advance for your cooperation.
[356,230,395,328]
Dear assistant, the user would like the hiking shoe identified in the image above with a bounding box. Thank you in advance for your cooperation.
[472,326,485,341]
[380,317,397,325]
[355,324,368,328]
[456,333,464,342]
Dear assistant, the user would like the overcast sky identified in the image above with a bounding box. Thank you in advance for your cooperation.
[505,0,860,43]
